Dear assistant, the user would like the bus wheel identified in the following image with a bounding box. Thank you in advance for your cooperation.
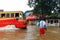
[22,27,27,29]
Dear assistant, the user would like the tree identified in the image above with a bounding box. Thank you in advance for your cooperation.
[28,0,57,15]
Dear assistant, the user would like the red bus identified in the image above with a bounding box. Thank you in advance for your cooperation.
[0,11,27,29]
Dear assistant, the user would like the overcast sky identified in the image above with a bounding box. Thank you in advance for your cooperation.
[0,0,33,12]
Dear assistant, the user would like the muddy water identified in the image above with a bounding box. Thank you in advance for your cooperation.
[0,25,39,40]
[25,25,39,40]
[0,30,26,40]
[0,25,60,40]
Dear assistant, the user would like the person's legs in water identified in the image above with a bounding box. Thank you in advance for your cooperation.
[39,28,45,35]
[40,28,45,40]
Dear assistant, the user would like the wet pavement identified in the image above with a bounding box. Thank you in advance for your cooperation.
[0,25,60,40]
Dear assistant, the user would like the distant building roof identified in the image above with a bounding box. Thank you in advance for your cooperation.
[45,17,60,19]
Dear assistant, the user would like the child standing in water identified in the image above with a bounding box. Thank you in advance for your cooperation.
[39,18,47,35]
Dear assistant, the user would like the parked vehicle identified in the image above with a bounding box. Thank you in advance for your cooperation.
[0,11,27,29]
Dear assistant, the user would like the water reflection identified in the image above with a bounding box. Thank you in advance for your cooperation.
[25,25,39,40]
[0,29,27,40]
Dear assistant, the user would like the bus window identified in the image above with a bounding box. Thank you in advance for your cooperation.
[11,13,14,17]
[6,13,9,17]
[1,13,5,18]
[15,13,19,17]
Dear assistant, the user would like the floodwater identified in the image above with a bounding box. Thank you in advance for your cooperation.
[0,25,60,40]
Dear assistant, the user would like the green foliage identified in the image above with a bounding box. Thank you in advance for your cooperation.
[28,0,57,15]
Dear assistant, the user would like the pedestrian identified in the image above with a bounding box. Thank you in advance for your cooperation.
[36,19,40,27]
[19,14,23,19]
[16,16,19,20]
[39,18,47,35]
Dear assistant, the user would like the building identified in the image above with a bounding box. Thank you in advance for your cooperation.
[46,17,60,27]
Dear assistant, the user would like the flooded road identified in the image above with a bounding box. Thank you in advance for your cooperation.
[0,29,26,40]
[0,25,60,40]
[0,25,39,40]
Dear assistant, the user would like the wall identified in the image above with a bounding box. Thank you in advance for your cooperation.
[46,19,59,27]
